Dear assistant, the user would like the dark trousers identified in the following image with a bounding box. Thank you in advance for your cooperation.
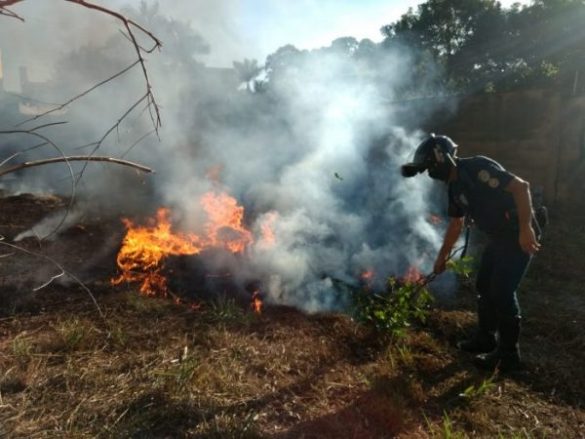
[475,236,532,348]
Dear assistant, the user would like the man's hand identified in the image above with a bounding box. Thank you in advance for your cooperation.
[506,177,540,255]
[434,217,464,274]
[519,225,540,255]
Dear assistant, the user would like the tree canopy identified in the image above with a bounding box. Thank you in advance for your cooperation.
[380,0,585,93]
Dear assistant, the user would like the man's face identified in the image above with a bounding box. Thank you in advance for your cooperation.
[427,162,451,181]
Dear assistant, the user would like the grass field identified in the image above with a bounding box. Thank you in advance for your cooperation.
[1,194,583,438]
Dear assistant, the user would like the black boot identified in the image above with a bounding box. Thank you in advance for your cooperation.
[474,316,522,372]
[458,331,496,353]
[458,295,497,353]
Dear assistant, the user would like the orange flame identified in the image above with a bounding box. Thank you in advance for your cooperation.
[403,266,424,284]
[200,192,253,253]
[360,269,374,282]
[112,208,202,296]
[251,291,263,314]
[113,191,255,296]
[259,212,278,248]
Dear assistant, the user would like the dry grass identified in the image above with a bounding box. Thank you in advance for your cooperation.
[1,195,584,438]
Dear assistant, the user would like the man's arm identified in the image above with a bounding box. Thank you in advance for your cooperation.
[434,216,465,274]
[505,176,541,255]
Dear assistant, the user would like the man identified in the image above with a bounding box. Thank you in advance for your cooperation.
[401,134,540,372]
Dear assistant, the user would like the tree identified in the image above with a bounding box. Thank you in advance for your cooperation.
[380,0,585,93]
[233,58,262,92]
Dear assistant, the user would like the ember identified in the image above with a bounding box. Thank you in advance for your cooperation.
[259,212,278,247]
[360,269,375,287]
[251,291,263,314]
[402,266,424,284]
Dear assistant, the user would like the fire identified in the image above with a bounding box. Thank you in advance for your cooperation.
[200,192,253,253]
[251,291,263,314]
[113,191,262,296]
[259,212,278,247]
[360,269,375,285]
[112,208,202,296]
[402,266,424,284]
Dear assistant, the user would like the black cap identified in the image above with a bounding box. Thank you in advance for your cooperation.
[400,163,426,177]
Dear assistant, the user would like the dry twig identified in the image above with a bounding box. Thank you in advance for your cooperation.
[0,155,153,178]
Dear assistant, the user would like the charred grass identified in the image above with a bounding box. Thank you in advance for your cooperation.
[0,195,584,438]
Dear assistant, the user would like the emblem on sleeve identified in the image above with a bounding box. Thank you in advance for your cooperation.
[459,194,469,205]
[488,178,500,188]
[478,170,490,182]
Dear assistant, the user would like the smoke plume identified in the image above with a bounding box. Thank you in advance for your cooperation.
[0,1,457,311]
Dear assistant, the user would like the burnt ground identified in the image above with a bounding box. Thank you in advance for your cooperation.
[0,192,584,438]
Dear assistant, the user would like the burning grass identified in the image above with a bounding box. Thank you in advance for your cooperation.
[1,194,584,438]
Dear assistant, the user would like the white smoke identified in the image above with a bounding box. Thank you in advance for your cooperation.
[1,1,456,311]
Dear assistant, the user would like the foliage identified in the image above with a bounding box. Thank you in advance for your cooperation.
[446,255,475,279]
[233,58,263,92]
[351,277,434,337]
[459,374,497,400]
[203,295,253,326]
[380,0,585,93]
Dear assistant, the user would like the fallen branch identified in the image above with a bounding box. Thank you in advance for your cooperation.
[0,156,153,178]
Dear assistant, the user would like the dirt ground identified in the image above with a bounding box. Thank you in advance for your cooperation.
[0,192,583,438]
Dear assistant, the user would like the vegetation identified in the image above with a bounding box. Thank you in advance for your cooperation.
[351,277,434,337]
[380,0,585,94]
[0,194,583,438]
[257,0,585,96]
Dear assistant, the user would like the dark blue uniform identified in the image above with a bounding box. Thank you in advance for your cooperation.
[448,157,532,342]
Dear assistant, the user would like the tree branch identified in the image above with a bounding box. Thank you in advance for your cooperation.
[0,0,25,21]
[0,156,153,178]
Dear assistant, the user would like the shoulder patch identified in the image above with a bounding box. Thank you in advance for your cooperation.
[478,170,490,183]
[488,178,500,188]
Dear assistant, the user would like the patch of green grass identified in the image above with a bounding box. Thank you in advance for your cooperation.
[124,290,174,315]
[53,318,95,351]
[11,333,33,358]
[203,295,253,326]
[106,323,129,349]
[150,346,200,392]
[459,373,497,400]
[425,411,468,439]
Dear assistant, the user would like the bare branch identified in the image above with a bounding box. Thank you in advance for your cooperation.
[64,0,162,131]
[75,92,150,183]
[0,0,25,21]
[29,121,69,131]
[0,155,153,178]
[17,61,140,127]
[121,129,156,159]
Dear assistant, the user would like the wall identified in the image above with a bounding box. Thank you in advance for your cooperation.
[437,89,585,205]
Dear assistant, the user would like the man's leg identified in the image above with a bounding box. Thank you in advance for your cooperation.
[474,239,531,371]
[459,243,498,353]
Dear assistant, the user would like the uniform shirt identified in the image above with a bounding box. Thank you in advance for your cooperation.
[448,156,517,235]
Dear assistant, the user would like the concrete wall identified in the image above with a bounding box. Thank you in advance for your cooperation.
[439,89,585,205]
[557,95,585,205]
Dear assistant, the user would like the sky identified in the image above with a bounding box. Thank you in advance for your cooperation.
[0,0,529,87]
[231,0,525,65]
